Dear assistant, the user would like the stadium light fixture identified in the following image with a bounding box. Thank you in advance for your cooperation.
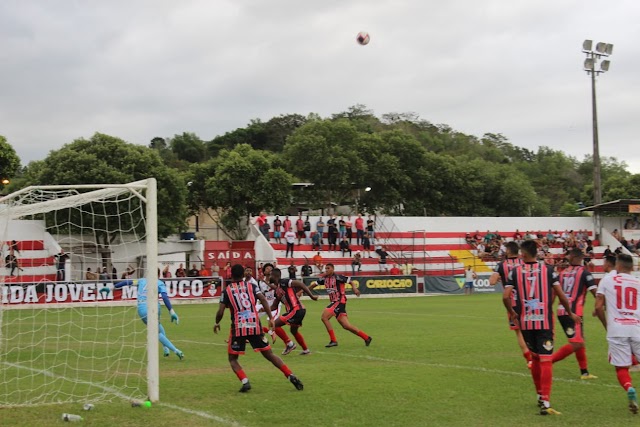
[582,39,613,238]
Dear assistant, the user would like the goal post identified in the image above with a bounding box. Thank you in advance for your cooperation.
[0,178,159,406]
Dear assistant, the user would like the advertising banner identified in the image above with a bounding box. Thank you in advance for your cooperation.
[1,277,222,306]
[424,274,503,294]
[303,275,417,295]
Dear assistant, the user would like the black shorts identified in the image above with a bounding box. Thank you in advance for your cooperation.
[325,301,347,318]
[520,329,554,356]
[280,308,306,326]
[228,333,271,355]
[557,315,585,343]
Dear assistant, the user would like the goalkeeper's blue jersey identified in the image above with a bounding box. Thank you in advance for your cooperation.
[134,278,167,307]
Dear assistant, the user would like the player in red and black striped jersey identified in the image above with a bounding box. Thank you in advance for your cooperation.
[269,268,318,355]
[310,263,372,348]
[490,241,531,367]
[503,240,579,416]
[214,264,304,392]
[552,248,598,379]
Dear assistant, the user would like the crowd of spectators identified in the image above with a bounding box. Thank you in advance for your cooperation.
[466,229,604,271]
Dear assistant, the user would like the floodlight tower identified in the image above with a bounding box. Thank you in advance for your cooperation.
[582,40,613,241]
[582,39,613,207]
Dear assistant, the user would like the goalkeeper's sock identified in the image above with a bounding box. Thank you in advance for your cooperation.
[158,324,178,353]
[163,347,170,357]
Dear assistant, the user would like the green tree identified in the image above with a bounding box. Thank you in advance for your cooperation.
[36,133,187,242]
[170,132,207,163]
[517,147,583,214]
[186,144,293,239]
[283,119,369,211]
[0,136,21,189]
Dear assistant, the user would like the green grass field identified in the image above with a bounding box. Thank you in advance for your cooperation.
[2,294,640,426]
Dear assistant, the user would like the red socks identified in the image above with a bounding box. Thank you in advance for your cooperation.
[328,330,337,342]
[274,327,290,343]
[280,364,292,378]
[235,369,247,382]
[294,332,308,351]
[616,367,633,391]
[575,346,588,370]
[551,344,574,363]
[538,356,553,402]
[530,355,541,395]
[356,330,370,341]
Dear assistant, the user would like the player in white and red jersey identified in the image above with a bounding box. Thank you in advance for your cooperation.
[595,254,640,414]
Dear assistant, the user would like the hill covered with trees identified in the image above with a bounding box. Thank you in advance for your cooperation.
[1,105,637,238]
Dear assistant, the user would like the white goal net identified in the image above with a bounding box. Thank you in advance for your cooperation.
[0,179,159,407]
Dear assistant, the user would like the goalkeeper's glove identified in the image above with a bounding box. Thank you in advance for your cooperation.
[170,309,179,325]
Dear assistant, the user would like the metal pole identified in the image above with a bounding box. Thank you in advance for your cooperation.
[590,54,603,239]
[591,61,602,206]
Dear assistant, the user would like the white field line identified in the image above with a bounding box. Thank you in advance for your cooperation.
[1,361,242,425]
[173,339,622,391]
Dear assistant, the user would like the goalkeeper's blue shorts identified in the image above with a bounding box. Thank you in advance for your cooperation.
[137,303,162,324]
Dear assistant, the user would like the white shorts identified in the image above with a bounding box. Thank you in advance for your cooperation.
[258,303,281,320]
[607,337,640,367]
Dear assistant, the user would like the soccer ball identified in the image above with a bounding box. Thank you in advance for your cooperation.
[356,31,370,46]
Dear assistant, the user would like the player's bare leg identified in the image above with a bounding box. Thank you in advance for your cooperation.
[321,309,339,347]
[336,315,372,346]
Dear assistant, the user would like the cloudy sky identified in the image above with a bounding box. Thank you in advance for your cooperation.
[1,0,639,173]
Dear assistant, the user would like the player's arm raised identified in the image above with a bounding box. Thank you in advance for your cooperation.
[102,279,134,296]
[292,280,318,301]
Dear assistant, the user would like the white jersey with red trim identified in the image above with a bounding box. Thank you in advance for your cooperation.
[597,272,640,338]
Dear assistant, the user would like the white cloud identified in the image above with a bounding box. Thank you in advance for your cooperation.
[0,0,638,173]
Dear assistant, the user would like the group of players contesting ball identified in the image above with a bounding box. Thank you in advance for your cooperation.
[114,239,639,417]
[493,239,640,415]
[212,262,372,393]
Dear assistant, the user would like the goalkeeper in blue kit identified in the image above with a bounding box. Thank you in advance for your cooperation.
[111,278,184,360]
